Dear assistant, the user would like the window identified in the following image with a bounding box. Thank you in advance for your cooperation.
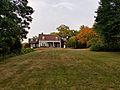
[42,36,45,40]
[56,37,58,40]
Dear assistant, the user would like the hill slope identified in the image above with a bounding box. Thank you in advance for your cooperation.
[0,49,120,90]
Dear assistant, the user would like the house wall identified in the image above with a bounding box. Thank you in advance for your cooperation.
[30,44,39,48]
[39,41,49,47]
[39,40,61,48]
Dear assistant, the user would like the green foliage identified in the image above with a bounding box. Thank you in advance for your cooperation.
[50,32,59,36]
[56,24,79,38]
[0,0,34,56]
[20,48,34,55]
[89,37,120,51]
[94,0,120,51]
[67,36,77,48]
[56,25,70,38]
[0,48,34,60]
[52,24,79,48]
[88,37,105,51]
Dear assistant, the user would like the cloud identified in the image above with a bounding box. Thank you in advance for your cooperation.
[29,0,50,9]
[28,0,100,39]
[29,0,76,10]
[52,2,76,10]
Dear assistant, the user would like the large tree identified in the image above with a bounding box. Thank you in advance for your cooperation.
[77,27,96,47]
[56,24,70,38]
[56,24,79,38]
[94,0,120,50]
[0,0,34,56]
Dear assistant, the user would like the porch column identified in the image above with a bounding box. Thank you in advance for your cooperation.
[60,42,61,48]
[39,41,41,47]
[53,42,55,47]
[31,44,33,48]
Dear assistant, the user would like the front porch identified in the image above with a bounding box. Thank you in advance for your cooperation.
[39,41,61,48]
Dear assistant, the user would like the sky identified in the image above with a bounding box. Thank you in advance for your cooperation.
[27,0,100,39]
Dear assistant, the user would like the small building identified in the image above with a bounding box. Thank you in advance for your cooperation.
[29,33,62,48]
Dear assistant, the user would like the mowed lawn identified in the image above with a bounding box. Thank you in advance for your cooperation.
[1,49,120,90]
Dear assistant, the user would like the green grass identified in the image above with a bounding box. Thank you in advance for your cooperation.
[0,49,120,90]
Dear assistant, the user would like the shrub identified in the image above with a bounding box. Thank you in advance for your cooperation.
[89,36,120,51]
[0,48,34,60]
[88,37,105,51]
[22,43,29,48]
[20,48,34,54]
[67,36,78,49]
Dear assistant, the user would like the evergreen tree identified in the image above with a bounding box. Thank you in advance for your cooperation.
[94,0,120,51]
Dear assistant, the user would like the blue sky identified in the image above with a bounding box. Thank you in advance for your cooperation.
[28,0,99,38]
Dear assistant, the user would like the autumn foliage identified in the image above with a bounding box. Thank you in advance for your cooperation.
[77,27,96,46]
[51,25,97,48]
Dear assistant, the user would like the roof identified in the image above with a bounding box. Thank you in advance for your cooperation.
[29,38,39,44]
[39,34,61,41]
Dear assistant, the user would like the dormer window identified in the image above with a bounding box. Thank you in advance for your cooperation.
[56,37,58,40]
[42,36,45,40]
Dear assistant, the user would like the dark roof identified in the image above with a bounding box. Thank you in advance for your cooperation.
[39,34,61,41]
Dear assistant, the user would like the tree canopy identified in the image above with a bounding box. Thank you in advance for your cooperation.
[77,27,96,45]
[94,0,120,51]
[0,0,34,56]
[56,24,79,38]
[67,36,78,49]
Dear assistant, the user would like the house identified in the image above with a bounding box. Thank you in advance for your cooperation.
[29,33,63,48]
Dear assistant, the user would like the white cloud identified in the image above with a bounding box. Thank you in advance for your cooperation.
[28,0,100,38]
[29,0,76,10]
[52,2,76,10]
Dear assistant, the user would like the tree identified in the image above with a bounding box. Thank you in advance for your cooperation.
[67,36,78,48]
[68,30,79,37]
[94,0,120,50]
[56,24,79,38]
[0,0,34,56]
[56,24,70,38]
[50,32,59,36]
[56,24,79,48]
[80,25,88,30]
[77,27,96,47]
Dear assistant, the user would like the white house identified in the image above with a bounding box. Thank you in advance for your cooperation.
[29,33,62,48]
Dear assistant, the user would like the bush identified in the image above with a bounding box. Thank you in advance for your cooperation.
[0,48,34,61]
[20,48,34,54]
[89,37,120,51]
[22,43,29,48]
[67,36,78,49]
[88,37,105,51]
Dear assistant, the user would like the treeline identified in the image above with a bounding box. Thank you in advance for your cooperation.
[0,0,120,57]
[51,0,120,51]
[51,25,96,49]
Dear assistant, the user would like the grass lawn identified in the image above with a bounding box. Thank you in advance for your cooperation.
[0,48,120,90]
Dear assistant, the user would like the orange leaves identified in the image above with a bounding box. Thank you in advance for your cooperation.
[77,27,96,45]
